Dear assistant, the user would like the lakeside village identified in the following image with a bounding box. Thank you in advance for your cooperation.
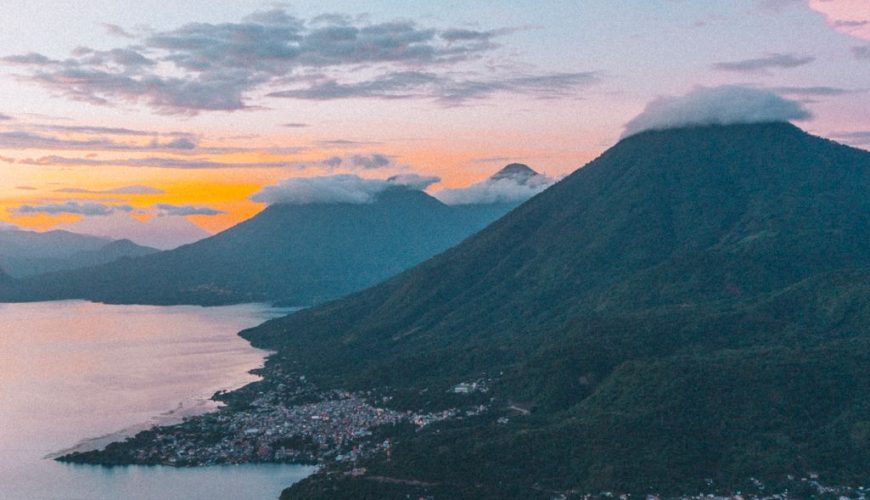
[59,364,495,468]
[57,364,869,500]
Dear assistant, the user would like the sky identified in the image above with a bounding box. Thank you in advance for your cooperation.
[0,0,868,246]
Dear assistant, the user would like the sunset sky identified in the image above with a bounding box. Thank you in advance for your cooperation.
[1,0,869,246]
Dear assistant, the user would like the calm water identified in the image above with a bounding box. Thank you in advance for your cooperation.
[0,301,315,500]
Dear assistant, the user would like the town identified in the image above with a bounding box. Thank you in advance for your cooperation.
[59,364,491,468]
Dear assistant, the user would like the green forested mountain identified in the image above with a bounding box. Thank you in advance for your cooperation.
[0,186,521,306]
[242,122,869,497]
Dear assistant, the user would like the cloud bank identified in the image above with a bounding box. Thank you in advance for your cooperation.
[251,174,440,205]
[622,86,812,138]
[1,9,595,113]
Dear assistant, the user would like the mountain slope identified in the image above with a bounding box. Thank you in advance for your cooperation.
[0,229,113,259]
[240,123,869,496]
[0,230,158,278]
[0,187,517,305]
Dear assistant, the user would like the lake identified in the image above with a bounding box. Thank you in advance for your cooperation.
[0,301,315,500]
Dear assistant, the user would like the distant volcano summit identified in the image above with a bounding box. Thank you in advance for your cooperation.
[0,185,522,306]
[435,162,553,205]
[489,163,542,184]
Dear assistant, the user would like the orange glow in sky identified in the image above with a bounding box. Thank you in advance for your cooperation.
[1,1,868,245]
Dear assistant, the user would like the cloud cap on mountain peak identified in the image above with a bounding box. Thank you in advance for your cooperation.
[250,173,441,205]
[435,164,554,205]
[622,86,812,138]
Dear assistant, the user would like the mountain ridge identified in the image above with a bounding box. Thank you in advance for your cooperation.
[0,229,158,278]
[0,183,533,305]
[237,122,869,497]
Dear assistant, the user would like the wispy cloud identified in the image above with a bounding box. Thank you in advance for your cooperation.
[0,113,12,121]
[0,130,198,152]
[0,126,290,155]
[154,203,224,216]
[101,23,137,39]
[471,156,513,164]
[1,9,595,113]
[56,185,166,195]
[713,52,815,73]
[14,201,134,216]
[853,45,870,60]
[831,130,870,144]
[36,124,162,136]
[769,85,860,96]
[17,154,296,170]
[350,153,391,169]
[316,139,381,147]
[268,70,598,105]
[756,0,802,13]
[806,1,870,41]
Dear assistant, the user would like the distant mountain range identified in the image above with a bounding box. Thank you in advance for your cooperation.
[0,229,157,278]
[240,123,869,497]
[0,166,541,306]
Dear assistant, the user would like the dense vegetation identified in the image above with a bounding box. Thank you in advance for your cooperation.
[238,123,869,497]
[0,189,518,306]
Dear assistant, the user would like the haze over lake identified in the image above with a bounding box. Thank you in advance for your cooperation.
[0,301,314,500]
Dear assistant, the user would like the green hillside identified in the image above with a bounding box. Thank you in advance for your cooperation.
[240,123,869,497]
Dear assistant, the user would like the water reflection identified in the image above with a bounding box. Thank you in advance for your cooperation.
[0,301,312,500]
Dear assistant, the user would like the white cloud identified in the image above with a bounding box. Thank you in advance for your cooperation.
[251,174,440,205]
[386,173,441,190]
[435,168,553,205]
[622,85,812,138]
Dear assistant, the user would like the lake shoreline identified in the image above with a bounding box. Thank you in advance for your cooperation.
[1,301,314,500]
[55,326,870,500]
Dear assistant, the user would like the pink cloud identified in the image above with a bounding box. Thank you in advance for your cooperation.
[807,0,870,40]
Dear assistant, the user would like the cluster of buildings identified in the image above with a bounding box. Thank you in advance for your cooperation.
[123,393,406,466]
[98,370,491,468]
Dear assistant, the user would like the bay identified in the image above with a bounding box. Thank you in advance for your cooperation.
[0,301,314,500]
